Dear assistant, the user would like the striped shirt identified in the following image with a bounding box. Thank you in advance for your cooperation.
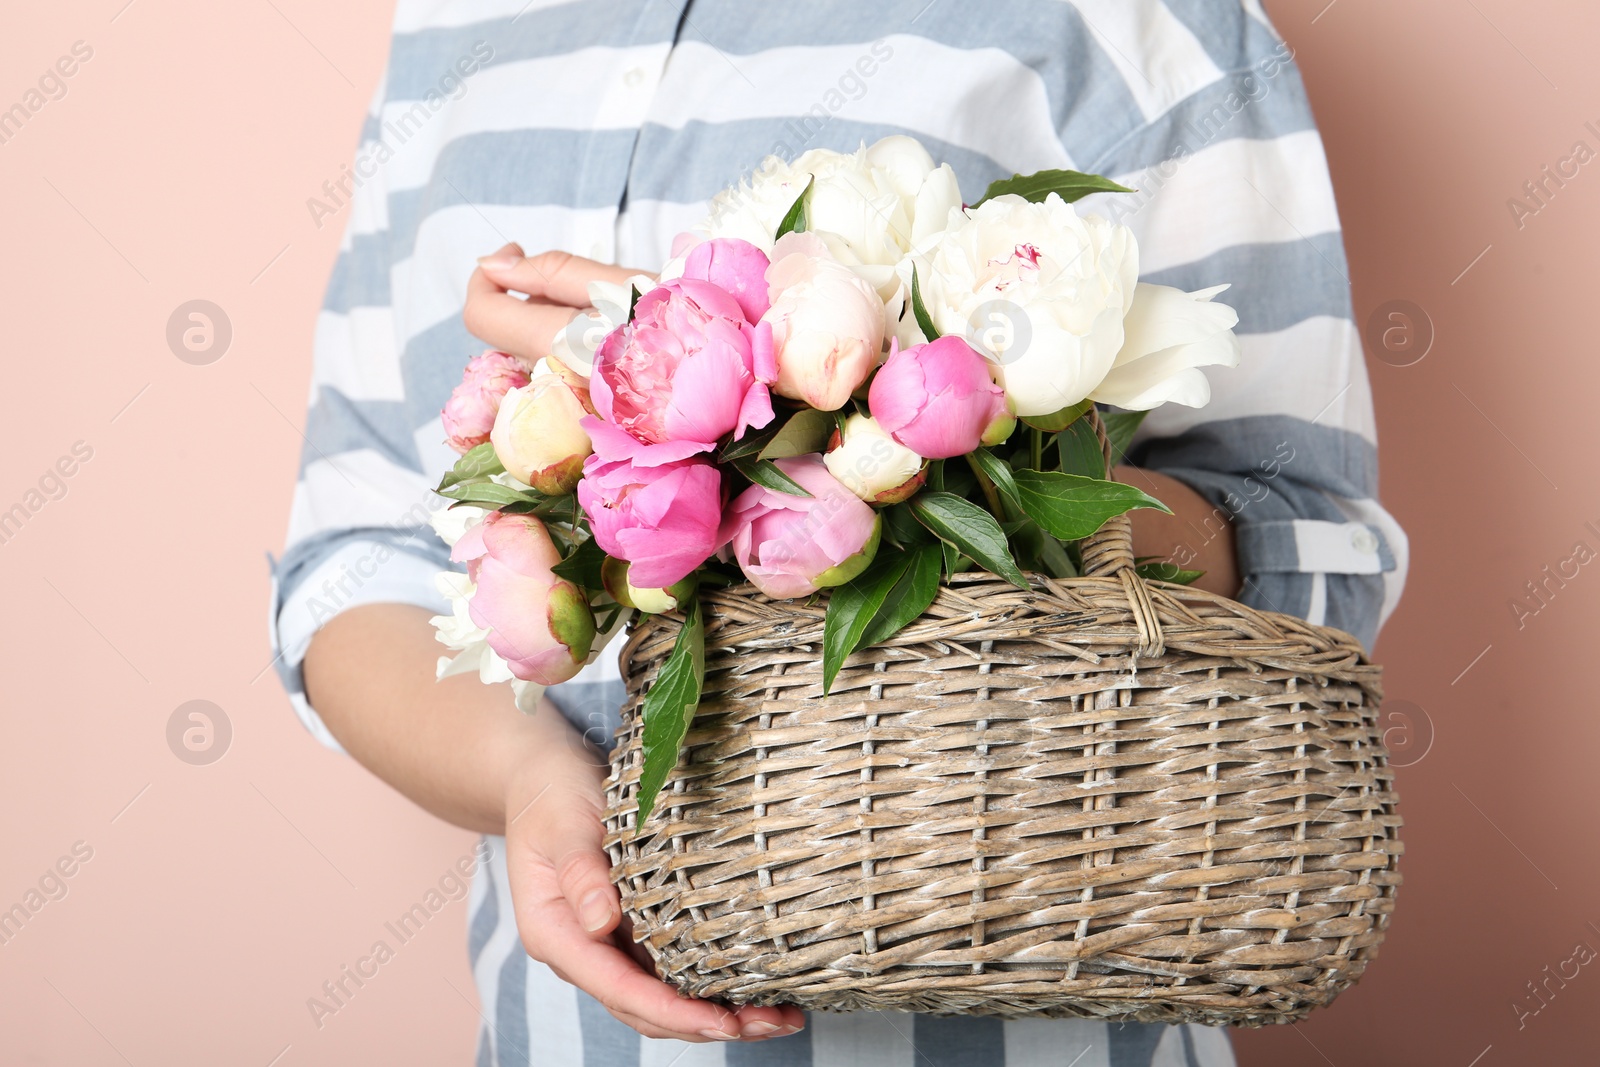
[269,2,1409,1064]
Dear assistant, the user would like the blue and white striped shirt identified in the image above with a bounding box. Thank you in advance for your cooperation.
[270,2,1408,1063]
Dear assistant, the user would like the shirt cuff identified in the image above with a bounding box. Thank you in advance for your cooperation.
[270,539,451,751]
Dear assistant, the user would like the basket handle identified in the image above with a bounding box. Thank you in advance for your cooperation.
[1076,407,1166,657]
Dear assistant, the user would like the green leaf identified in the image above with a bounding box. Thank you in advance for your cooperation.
[971,168,1135,208]
[941,539,963,578]
[821,548,911,694]
[635,593,706,829]
[1055,418,1108,479]
[1037,530,1078,578]
[1136,559,1205,585]
[1006,517,1079,580]
[881,502,934,548]
[908,492,1028,589]
[437,481,547,509]
[718,420,784,463]
[910,265,940,341]
[1101,409,1149,465]
[758,408,834,460]
[628,284,643,323]
[734,458,811,497]
[773,175,813,239]
[1013,470,1170,541]
[970,449,1021,506]
[438,442,506,491]
[551,536,607,590]
[859,544,942,649]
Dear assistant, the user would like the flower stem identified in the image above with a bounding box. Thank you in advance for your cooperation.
[1030,426,1044,470]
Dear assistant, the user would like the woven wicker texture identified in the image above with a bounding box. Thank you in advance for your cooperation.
[602,416,1402,1025]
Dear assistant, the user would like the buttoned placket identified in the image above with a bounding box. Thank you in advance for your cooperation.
[568,0,689,266]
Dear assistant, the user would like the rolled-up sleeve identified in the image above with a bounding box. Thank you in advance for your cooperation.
[1082,13,1407,651]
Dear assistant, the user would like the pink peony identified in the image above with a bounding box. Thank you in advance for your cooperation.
[680,236,772,324]
[451,513,595,685]
[720,455,882,600]
[868,335,1015,459]
[590,240,776,459]
[577,454,723,588]
[442,350,530,454]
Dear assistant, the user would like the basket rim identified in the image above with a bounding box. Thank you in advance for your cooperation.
[625,569,1380,693]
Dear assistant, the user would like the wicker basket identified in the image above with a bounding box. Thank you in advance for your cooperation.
[602,419,1402,1026]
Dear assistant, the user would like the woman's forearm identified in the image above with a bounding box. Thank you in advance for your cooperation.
[1114,464,1240,598]
[302,602,555,835]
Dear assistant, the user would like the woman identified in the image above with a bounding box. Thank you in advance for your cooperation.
[273,2,1406,1063]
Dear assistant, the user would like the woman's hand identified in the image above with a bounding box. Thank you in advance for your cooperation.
[464,242,652,367]
[502,702,806,1043]
[305,605,801,1043]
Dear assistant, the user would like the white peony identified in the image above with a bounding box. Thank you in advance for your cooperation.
[1091,283,1241,410]
[699,136,962,302]
[901,192,1139,419]
[429,502,488,549]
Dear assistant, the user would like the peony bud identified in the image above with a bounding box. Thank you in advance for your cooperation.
[600,556,695,613]
[760,232,885,411]
[442,350,530,454]
[491,374,594,495]
[451,513,595,686]
[720,455,882,599]
[868,335,1015,459]
[823,414,925,504]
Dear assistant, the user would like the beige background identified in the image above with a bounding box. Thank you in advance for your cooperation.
[1,1,1595,1064]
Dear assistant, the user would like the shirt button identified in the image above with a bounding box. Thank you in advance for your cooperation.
[623,66,646,88]
[1350,527,1379,554]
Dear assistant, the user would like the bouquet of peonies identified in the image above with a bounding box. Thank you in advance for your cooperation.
[428,136,1242,826]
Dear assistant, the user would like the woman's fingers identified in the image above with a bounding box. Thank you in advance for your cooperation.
[528,913,745,1040]
[462,265,581,365]
[478,249,645,305]
[462,245,655,363]
[525,786,620,938]
[500,700,806,1044]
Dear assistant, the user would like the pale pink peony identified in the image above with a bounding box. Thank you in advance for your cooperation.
[491,374,593,495]
[450,513,594,685]
[442,350,530,454]
[868,336,1015,459]
[577,453,724,588]
[760,232,885,412]
[720,455,881,600]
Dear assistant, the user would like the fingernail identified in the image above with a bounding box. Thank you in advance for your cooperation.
[477,252,521,271]
[698,1028,740,1041]
[578,889,613,932]
[742,1021,780,1037]
[778,1024,803,1035]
